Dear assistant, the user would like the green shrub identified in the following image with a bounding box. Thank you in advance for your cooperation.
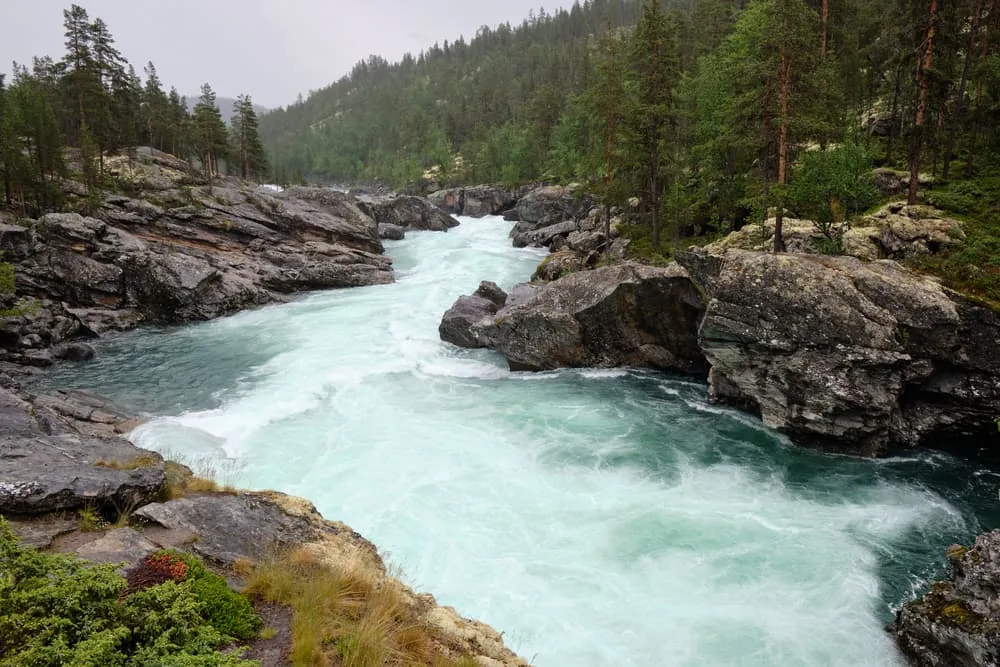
[0,518,259,666]
[0,262,14,295]
[170,551,261,640]
[787,142,880,238]
[911,177,1000,306]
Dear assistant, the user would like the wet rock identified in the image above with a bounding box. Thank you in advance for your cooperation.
[0,387,165,515]
[428,185,518,217]
[52,342,96,361]
[893,532,1000,667]
[360,195,460,232]
[439,295,501,349]
[678,248,1000,456]
[511,219,579,249]
[378,223,406,240]
[473,281,507,308]
[443,263,707,373]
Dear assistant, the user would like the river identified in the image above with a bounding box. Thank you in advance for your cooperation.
[38,215,1000,667]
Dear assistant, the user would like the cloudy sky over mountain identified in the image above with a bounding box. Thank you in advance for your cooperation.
[1,0,576,108]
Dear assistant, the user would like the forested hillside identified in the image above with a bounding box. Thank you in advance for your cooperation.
[0,4,269,215]
[261,0,999,249]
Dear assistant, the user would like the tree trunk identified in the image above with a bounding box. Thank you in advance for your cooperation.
[908,0,939,206]
[942,0,984,179]
[775,16,792,253]
[821,0,829,57]
[603,202,612,264]
[651,169,661,250]
[966,0,995,177]
[886,63,904,164]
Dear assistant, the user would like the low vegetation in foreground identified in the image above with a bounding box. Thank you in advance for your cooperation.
[0,518,259,666]
[244,546,479,667]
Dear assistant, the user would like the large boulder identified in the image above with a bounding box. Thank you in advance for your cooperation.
[511,185,596,232]
[428,185,518,217]
[438,282,508,349]
[360,195,460,231]
[678,248,1000,456]
[11,182,396,328]
[893,532,1000,667]
[442,263,707,373]
[0,388,165,515]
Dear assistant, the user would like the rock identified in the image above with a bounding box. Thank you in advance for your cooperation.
[511,219,579,249]
[0,387,165,515]
[9,181,397,329]
[893,532,1000,667]
[361,195,460,232]
[0,222,33,261]
[52,342,96,361]
[532,247,589,282]
[865,202,965,257]
[473,281,507,308]
[678,248,1000,456]
[513,185,595,231]
[439,295,501,349]
[703,203,963,263]
[5,514,79,549]
[464,263,707,373]
[378,223,406,240]
[74,527,160,565]
[428,185,518,217]
[133,491,380,569]
[873,168,935,198]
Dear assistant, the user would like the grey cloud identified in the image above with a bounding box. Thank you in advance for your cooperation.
[0,0,579,108]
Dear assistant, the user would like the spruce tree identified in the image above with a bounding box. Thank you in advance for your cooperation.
[230,94,268,180]
[192,83,229,183]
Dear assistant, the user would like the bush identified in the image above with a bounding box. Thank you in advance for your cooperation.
[0,262,14,295]
[787,142,880,237]
[0,518,259,666]
[912,177,1000,306]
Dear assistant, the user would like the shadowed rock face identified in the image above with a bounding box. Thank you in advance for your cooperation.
[893,532,1000,667]
[441,263,707,375]
[358,195,460,232]
[428,185,518,217]
[678,248,1000,457]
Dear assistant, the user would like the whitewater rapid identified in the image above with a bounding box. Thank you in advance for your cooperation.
[42,216,999,666]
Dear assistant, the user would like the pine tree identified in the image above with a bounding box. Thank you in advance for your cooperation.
[230,94,268,180]
[908,0,939,205]
[192,83,229,183]
[627,0,680,249]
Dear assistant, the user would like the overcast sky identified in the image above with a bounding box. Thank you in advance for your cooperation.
[1,0,577,109]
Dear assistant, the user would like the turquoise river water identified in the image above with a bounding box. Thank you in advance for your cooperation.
[39,215,1000,667]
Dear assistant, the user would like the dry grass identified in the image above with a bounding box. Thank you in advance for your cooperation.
[161,460,237,500]
[94,454,161,470]
[244,547,476,667]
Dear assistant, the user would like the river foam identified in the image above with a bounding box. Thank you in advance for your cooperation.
[42,216,1000,666]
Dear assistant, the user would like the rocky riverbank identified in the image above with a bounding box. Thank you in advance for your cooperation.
[0,149,458,369]
[0,370,527,666]
[437,192,1000,666]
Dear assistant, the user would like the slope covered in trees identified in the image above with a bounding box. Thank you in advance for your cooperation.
[0,4,269,216]
[261,0,999,254]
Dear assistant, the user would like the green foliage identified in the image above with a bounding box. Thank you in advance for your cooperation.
[0,518,259,666]
[169,551,261,641]
[911,177,1000,306]
[0,262,14,294]
[78,504,105,532]
[787,142,880,237]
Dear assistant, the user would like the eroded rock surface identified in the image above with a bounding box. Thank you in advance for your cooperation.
[442,263,707,374]
[0,386,164,515]
[679,248,1000,456]
[894,532,1000,667]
